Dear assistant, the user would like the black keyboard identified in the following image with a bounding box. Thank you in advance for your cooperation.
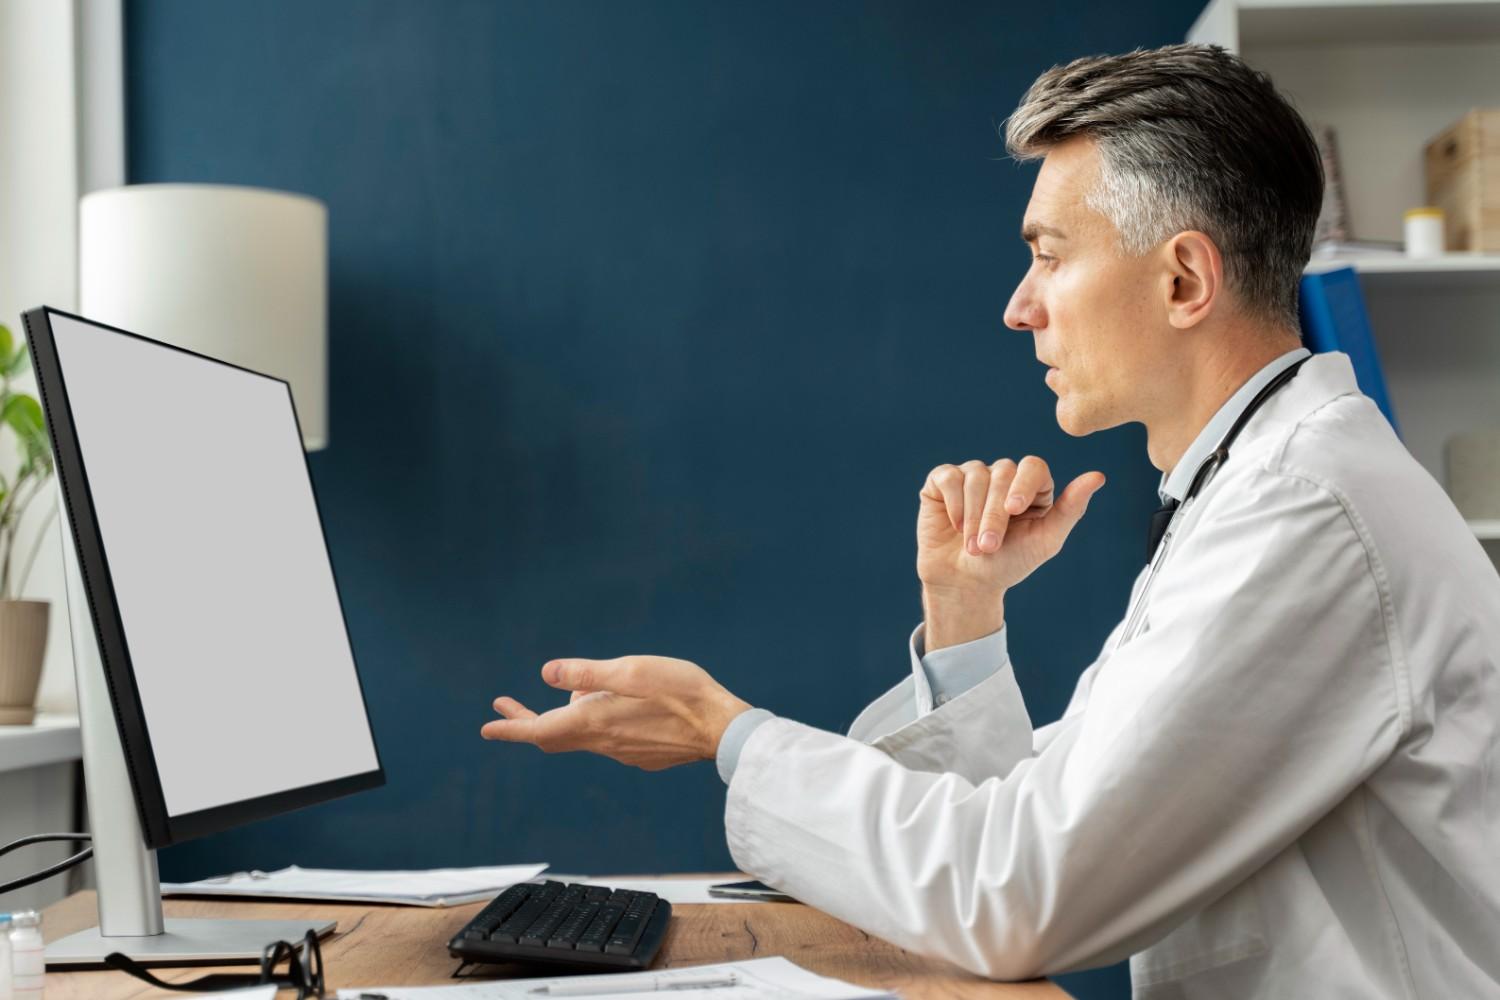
[447,879,671,972]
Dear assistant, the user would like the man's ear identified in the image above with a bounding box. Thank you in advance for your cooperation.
[1159,230,1223,330]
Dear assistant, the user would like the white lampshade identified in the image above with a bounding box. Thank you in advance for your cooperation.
[79,184,329,449]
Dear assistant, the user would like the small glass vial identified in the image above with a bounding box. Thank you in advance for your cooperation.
[1404,206,1445,257]
[7,912,42,1000]
[0,913,14,1000]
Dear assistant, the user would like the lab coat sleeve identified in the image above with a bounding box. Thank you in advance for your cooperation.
[846,624,1034,786]
[724,471,1405,979]
[922,625,1010,707]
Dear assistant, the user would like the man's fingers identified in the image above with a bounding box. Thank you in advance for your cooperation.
[482,696,541,743]
[960,461,989,554]
[978,459,1018,552]
[483,703,585,754]
[481,714,539,744]
[492,696,537,719]
[542,657,648,697]
[1005,455,1055,517]
[923,465,965,533]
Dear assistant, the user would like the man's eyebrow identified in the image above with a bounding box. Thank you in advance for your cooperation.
[1021,222,1066,243]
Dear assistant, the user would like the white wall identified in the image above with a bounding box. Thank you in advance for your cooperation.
[0,0,123,716]
[0,0,81,716]
[0,0,122,910]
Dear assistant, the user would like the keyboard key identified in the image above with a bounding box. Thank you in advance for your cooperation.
[469,884,529,936]
[548,901,599,949]
[493,882,562,943]
[520,896,576,947]
[575,903,625,953]
[604,901,655,955]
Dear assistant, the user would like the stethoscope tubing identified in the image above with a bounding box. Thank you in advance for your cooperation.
[1116,354,1312,647]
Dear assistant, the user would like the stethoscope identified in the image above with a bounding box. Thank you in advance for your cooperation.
[1118,353,1311,647]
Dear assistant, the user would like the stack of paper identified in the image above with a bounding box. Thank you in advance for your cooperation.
[161,863,549,907]
[335,956,896,998]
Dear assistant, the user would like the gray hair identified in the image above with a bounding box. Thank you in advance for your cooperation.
[1005,44,1322,332]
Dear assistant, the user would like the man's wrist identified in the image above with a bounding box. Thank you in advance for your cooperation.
[703,692,755,760]
[922,585,1005,653]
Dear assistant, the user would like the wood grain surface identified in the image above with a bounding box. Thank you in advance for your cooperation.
[41,877,1070,998]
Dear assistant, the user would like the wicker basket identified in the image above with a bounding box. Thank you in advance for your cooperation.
[0,600,50,725]
[1425,108,1500,252]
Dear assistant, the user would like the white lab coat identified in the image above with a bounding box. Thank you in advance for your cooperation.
[723,353,1500,999]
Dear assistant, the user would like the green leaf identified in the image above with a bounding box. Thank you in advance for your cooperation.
[3,393,44,440]
[4,345,30,378]
[19,429,51,473]
[0,324,11,362]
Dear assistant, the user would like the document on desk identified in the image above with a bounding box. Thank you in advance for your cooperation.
[334,956,894,999]
[162,863,549,906]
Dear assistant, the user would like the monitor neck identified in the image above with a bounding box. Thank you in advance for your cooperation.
[62,494,165,938]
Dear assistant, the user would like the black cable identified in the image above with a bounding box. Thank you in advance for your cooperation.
[0,833,94,896]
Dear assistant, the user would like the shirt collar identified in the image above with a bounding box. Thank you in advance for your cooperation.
[1158,346,1312,504]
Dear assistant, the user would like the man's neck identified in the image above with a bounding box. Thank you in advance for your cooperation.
[1147,334,1302,475]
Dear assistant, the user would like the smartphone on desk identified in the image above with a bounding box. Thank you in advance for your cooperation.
[707,879,797,902]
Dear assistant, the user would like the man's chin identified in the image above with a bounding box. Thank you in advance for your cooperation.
[1055,401,1093,437]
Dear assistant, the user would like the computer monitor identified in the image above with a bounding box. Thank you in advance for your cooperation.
[21,307,385,966]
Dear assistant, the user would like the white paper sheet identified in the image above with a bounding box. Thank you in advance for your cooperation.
[335,956,894,999]
[162,863,549,907]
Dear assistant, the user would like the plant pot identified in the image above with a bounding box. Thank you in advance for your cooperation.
[0,599,50,725]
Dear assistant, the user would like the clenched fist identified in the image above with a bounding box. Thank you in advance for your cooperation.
[918,456,1105,650]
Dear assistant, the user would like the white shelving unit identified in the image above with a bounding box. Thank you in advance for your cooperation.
[1190,0,1500,559]
[0,715,82,912]
[1305,254,1500,283]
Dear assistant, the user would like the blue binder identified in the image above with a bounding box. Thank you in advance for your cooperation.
[1298,267,1400,435]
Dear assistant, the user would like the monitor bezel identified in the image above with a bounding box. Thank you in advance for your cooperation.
[22,305,384,848]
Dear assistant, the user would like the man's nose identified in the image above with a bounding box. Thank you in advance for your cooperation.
[1004,278,1043,332]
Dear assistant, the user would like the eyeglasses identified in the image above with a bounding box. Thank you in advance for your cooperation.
[105,929,325,998]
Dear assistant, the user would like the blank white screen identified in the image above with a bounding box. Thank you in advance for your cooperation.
[52,314,379,818]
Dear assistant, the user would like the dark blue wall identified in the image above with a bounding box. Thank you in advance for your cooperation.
[127,2,1203,996]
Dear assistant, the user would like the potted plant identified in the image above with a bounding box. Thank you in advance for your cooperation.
[0,321,55,724]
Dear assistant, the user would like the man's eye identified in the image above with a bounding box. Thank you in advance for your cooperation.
[1031,253,1056,266]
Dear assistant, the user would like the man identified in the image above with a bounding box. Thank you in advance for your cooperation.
[482,44,1500,998]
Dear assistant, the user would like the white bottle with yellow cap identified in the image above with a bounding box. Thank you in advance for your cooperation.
[1404,206,1445,257]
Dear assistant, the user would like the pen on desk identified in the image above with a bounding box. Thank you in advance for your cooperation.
[531,971,739,995]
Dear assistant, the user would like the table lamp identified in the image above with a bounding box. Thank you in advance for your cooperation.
[78,184,329,450]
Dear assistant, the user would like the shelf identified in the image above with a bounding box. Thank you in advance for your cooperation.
[1304,253,1500,287]
[0,714,81,774]
[1471,520,1500,540]
[1226,0,1500,48]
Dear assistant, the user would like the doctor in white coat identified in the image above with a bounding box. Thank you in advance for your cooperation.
[482,44,1500,999]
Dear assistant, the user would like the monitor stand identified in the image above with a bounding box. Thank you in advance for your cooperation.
[44,497,334,967]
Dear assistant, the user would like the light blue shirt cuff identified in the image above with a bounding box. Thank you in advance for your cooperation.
[716,707,776,785]
[913,621,1009,708]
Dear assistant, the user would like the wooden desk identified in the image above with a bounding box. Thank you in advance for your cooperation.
[42,878,1070,998]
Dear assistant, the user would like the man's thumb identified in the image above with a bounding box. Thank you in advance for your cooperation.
[1058,472,1106,523]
